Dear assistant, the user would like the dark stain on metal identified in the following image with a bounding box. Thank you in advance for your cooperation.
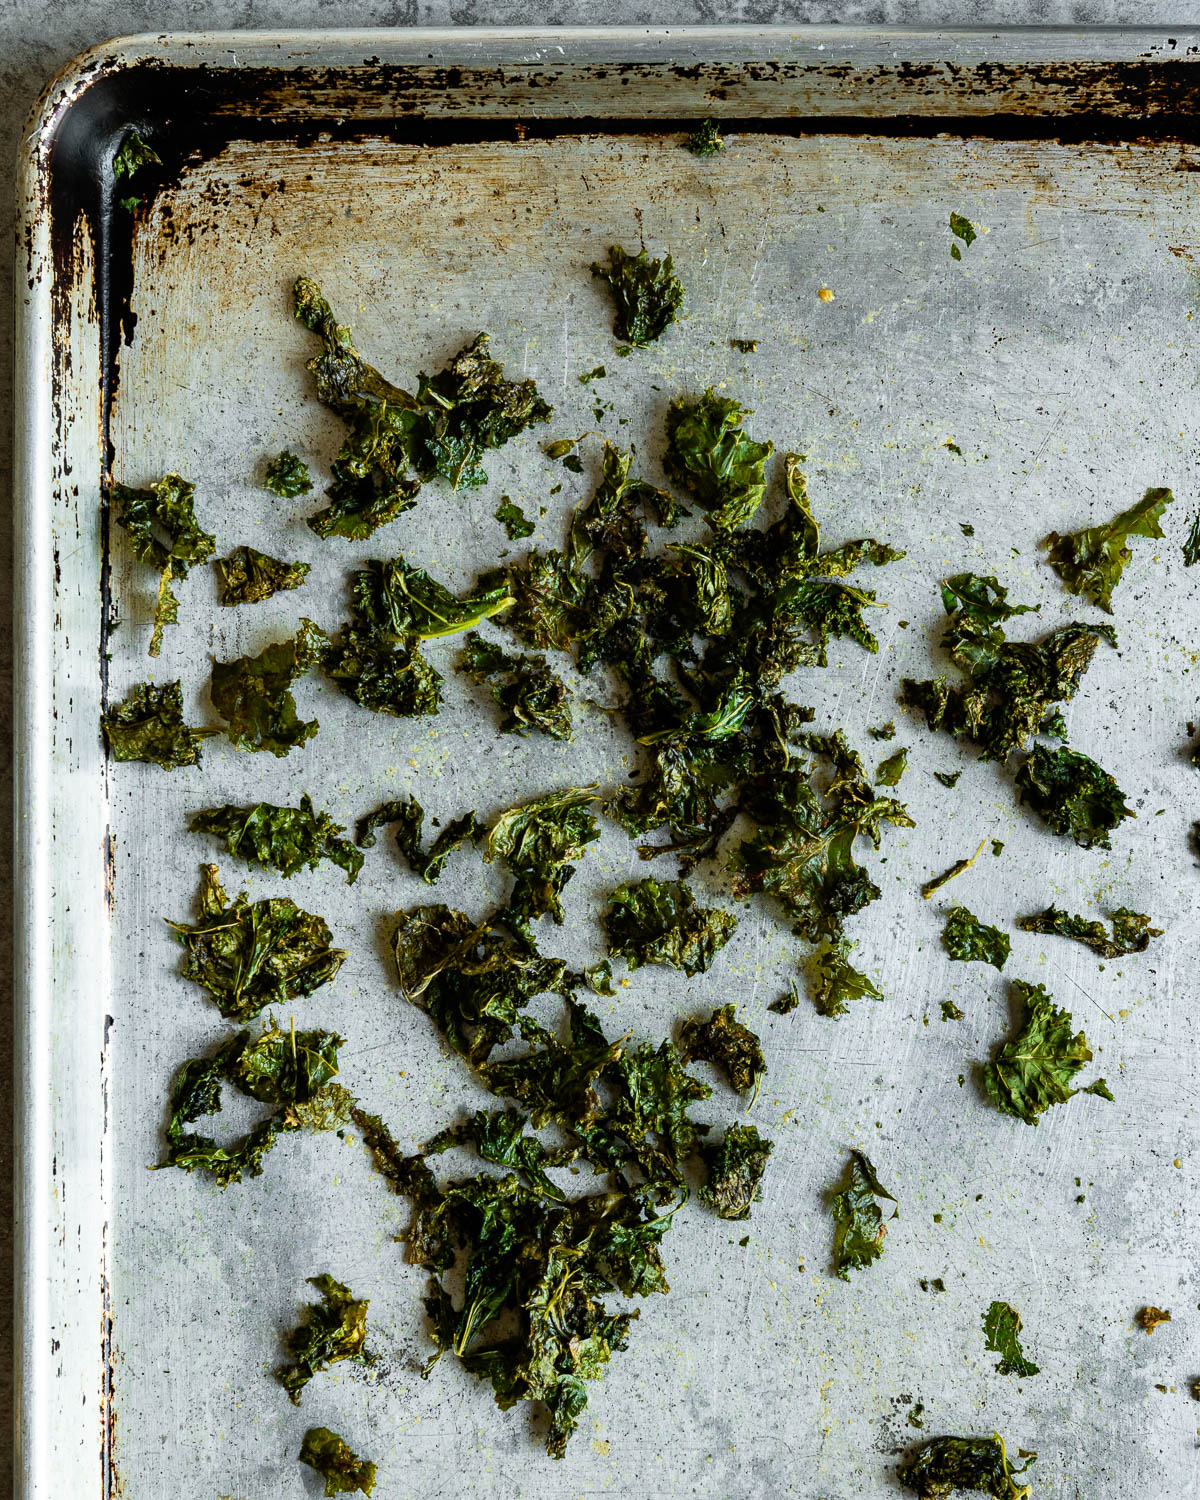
[100,1262,118,1500]
[102,827,115,918]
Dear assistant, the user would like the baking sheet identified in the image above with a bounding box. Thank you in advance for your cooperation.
[16,28,1200,1500]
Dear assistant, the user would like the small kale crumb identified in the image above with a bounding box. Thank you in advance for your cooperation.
[870,721,897,741]
[494,496,535,539]
[578,365,607,385]
[112,128,161,182]
[276,1274,369,1404]
[563,453,585,474]
[739,1235,750,1246]
[680,1003,765,1096]
[919,1277,947,1293]
[944,440,963,456]
[1191,1378,1200,1400]
[942,906,1010,970]
[685,118,724,156]
[1184,508,1200,567]
[907,1401,925,1429]
[934,770,962,788]
[1138,1305,1171,1333]
[901,1435,1034,1500]
[730,337,759,353]
[960,522,974,536]
[263,449,313,497]
[991,840,1004,856]
[875,747,908,786]
[941,1000,964,1021]
[769,983,801,1015]
[949,212,977,258]
[921,839,986,899]
[983,1299,1040,1377]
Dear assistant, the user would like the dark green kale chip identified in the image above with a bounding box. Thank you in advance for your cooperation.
[210,617,326,755]
[679,1003,764,1095]
[1184,508,1200,568]
[298,1426,377,1496]
[356,796,482,883]
[458,631,572,740]
[942,907,1010,970]
[830,1149,897,1280]
[942,1000,964,1021]
[948,211,977,261]
[112,472,216,656]
[167,864,347,1022]
[685,119,724,155]
[277,1274,369,1405]
[214,546,310,605]
[900,1434,1034,1499]
[769,984,801,1015]
[101,680,216,768]
[809,938,883,1017]
[590,244,684,349]
[424,1107,575,1202]
[263,449,313,497]
[699,1124,774,1220]
[934,770,963,788]
[495,496,535,539]
[664,389,773,532]
[188,794,363,882]
[605,878,737,976]
[876,747,908,786]
[982,1300,1040,1378]
[1014,743,1133,850]
[981,979,1113,1125]
[1016,904,1162,958]
[484,787,602,936]
[112,128,161,180]
[322,626,443,717]
[1045,487,1173,612]
[351,555,513,640]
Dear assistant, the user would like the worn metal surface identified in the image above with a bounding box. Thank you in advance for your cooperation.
[16,27,1200,1500]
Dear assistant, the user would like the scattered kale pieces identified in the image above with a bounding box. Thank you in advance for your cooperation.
[948,211,977,261]
[876,747,908,786]
[942,1000,965,1021]
[900,1434,1034,1499]
[188,794,363,882]
[1015,744,1133,850]
[167,864,347,1022]
[942,907,1010,970]
[870,721,897,741]
[679,1004,764,1095]
[1184,509,1200,567]
[590,245,684,349]
[922,840,986,900]
[495,496,534,539]
[685,119,724,155]
[484,787,601,936]
[112,472,216,656]
[458,632,572,740]
[210,617,326,755]
[299,1427,377,1496]
[981,979,1112,1126]
[605,878,737,976]
[664,390,773,532]
[934,770,962,788]
[322,625,442,718]
[356,796,482,883]
[1044,487,1173,612]
[1137,1305,1171,1333]
[982,1301,1040,1378]
[277,1275,369,1405]
[830,1149,897,1280]
[699,1124,774,1220]
[809,939,883,1018]
[1016,905,1160,958]
[102,680,216,768]
[214,546,310,605]
[263,449,313,497]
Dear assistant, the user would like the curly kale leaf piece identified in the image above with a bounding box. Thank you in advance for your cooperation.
[484,787,602,934]
[352,555,513,640]
[276,1275,369,1405]
[901,1434,1034,1499]
[590,245,684,348]
[1016,904,1161,958]
[982,1300,1040,1378]
[685,119,724,155]
[1045,487,1173,612]
[1015,743,1133,849]
[830,1149,897,1280]
[299,1427,377,1496]
[699,1124,774,1220]
[167,864,347,1022]
[112,472,216,655]
[809,938,883,1018]
[189,794,362,882]
[942,907,1010,970]
[424,1107,575,1202]
[664,389,773,532]
[356,796,482,883]
[458,631,573,741]
[322,626,442,717]
[263,449,313,497]
[495,496,534,538]
[605,878,737,977]
[102,680,216,768]
[1184,509,1200,568]
[680,1003,764,1095]
[214,546,310,605]
[210,618,325,755]
[981,979,1112,1125]
[112,128,161,181]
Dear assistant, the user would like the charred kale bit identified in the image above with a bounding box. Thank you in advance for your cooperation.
[262,449,313,497]
[900,1434,1034,1499]
[982,1300,1040,1378]
[605,878,737,976]
[294,276,551,538]
[299,1427,377,1496]
[210,618,326,756]
[355,796,482,884]
[484,787,602,938]
[685,119,724,155]
[214,546,310,605]
[112,472,216,656]
[830,1149,897,1280]
[664,389,773,532]
[1014,743,1133,850]
[167,864,347,1022]
[1016,904,1162,958]
[188,794,363,882]
[699,1124,774,1220]
[590,244,684,349]
[942,907,1010,970]
[981,979,1113,1125]
[809,938,883,1017]
[1045,487,1173,613]
[102,680,216,768]
[679,1003,764,1095]
[276,1274,369,1405]
[458,631,572,740]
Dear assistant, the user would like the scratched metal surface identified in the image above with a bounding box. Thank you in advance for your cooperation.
[18,29,1200,1500]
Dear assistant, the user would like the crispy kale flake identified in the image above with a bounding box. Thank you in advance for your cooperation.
[1045,487,1173,612]
[210,618,326,755]
[189,794,363,882]
[351,555,513,640]
[495,496,535,539]
[112,128,161,181]
[982,1301,1040,1378]
[590,245,684,349]
[299,1427,377,1496]
[1015,744,1133,850]
[322,626,442,718]
[263,449,313,497]
[605,878,737,976]
[1184,509,1200,567]
[1016,905,1161,958]
[942,907,1010,970]
[664,389,773,532]
[102,680,216,768]
[685,119,724,155]
[458,631,572,740]
[214,546,310,605]
[679,1004,764,1096]
[699,1124,774,1220]
[876,747,908,786]
[981,979,1112,1126]
[484,787,602,935]
[356,796,482,883]
[277,1274,369,1405]
[949,211,978,261]
[113,472,216,656]
[830,1149,897,1280]
[809,938,883,1018]
[900,1434,1034,1499]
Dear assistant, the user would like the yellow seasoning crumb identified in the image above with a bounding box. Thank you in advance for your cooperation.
[1175,1159,1183,1168]
[817,286,835,302]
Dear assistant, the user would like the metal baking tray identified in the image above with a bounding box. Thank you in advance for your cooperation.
[16,26,1200,1499]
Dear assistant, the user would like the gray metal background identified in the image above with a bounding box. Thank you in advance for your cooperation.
[17,26,1200,1500]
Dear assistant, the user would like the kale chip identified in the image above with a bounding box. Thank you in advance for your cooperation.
[679,1003,764,1095]
[590,244,684,348]
[209,617,326,755]
[900,1434,1034,1499]
[214,546,310,605]
[299,1427,377,1496]
[484,787,602,936]
[1045,487,1173,612]
[112,128,161,181]
[458,631,573,740]
[112,472,216,656]
[167,864,347,1022]
[605,878,737,976]
[942,907,1010,970]
[980,979,1113,1125]
[495,496,534,538]
[1016,904,1162,958]
[809,938,883,1017]
[664,389,773,532]
[277,1274,369,1404]
[356,796,482,883]
[351,555,513,640]
[685,119,724,155]
[830,1149,896,1280]
[876,747,908,786]
[982,1300,1040,1378]
[699,1124,774,1220]
[1184,508,1200,568]
[1014,743,1133,850]
[263,449,313,497]
[322,626,442,718]
[101,680,216,768]
[188,794,362,882]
